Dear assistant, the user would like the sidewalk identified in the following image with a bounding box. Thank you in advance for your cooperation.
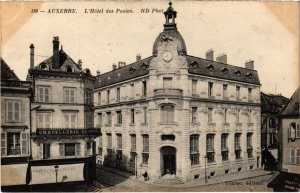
[96,164,273,188]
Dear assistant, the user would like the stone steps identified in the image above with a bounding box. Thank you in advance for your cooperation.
[154,175,184,185]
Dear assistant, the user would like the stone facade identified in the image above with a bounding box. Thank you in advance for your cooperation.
[94,3,261,182]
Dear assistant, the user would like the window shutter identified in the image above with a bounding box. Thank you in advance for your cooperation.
[21,132,28,155]
[39,88,44,102]
[71,114,76,128]
[70,90,75,103]
[297,124,300,138]
[38,144,43,159]
[45,114,51,128]
[290,148,295,164]
[75,143,80,157]
[64,114,69,128]
[1,132,6,156]
[288,124,291,139]
[59,144,64,157]
[14,102,20,121]
[45,88,49,102]
[7,102,13,121]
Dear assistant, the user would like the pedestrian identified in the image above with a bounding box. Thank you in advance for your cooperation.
[142,171,148,181]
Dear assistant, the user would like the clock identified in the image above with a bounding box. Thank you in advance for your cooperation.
[162,51,173,62]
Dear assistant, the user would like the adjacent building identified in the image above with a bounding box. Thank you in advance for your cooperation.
[27,37,100,185]
[272,88,300,191]
[1,58,32,187]
[94,3,261,182]
[261,92,288,161]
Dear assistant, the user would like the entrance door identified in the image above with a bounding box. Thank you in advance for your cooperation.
[43,144,50,159]
[164,154,176,175]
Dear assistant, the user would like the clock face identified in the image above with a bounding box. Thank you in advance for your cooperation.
[162,51,173,62]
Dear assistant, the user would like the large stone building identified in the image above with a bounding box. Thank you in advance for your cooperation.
[94,3,261,182]
[27,37,100,185]
[1,58,32,187]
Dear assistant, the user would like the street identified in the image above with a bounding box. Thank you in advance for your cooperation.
[95,167,274,192]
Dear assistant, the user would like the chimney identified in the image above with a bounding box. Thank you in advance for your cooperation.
[136,54,141,61]
[96,70,100,76]
[216,54,227,64]
[30,44,34,69]
[205,49,214,61]
[52,36,60,69]
[78,59,82,69]
[245,60,254,70]
[112,63,117,70]
[118,61,122,68]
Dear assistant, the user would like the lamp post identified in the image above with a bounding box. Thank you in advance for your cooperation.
[54,165,59,191]
[204,155,207,183]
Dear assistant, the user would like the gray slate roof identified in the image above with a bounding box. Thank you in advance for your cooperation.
[1,58,20,81]
[280,88,300,117]
[95,54,261,89]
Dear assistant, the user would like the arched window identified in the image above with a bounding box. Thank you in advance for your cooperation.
[161,105,174,123]
[40,64,48,70]
[66,66,73,72]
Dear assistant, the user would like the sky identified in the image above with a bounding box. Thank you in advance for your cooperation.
[1,1,299,98]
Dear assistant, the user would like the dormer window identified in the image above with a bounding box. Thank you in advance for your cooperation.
[221,68,228,74]
[40,64,48,70]
[129,67,136,74]
[246,72,253,79]
[191,61,199,68]
[66,66,73,73]
[206,64,215,72]
[235,70,241,77]
[141,63,148,70]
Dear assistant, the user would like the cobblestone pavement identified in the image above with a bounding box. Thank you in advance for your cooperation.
[95,167,275,192]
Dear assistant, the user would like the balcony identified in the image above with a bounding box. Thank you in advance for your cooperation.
[153,88,183,98]
[35,128,101,138]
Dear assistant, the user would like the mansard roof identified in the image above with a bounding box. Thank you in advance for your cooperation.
[280,88,300,117]
[95,56,154,89]
[186,55,261,85]
[1,58,20,81]
[261,92,289,114]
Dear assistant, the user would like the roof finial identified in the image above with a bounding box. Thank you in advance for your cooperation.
[61,45,63,50]
[169,2,172,6]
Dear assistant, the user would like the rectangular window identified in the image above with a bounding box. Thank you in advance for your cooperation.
[37,113,52,128]
[236,86,240,100]
[142,108,147,124]
[107,134,112,149]
[7,133,21,155]
[106,112,112,125]
[59,143,80,157]
[63,113,77,128]
[142,134,149,164]
[163,77,172,88]
[237,109,240,123]
[142,81,147,97]
[221,134,229,161]
[248,88,252,101]
[117,134,122,150]
[65,143,75,157]
[85,112,93,128]
[161,105,174,123]
[192,107,197,124]
[235,133,242,159]
[116,87,120,102]
[290,149,300,164]
[64,87,76,103]
[130,84,134,99]
[131,134,136,152]
[6,101,21,122]
[116,111,122,125]
[131,109,135,124]
[190,134,199,165]
[107,90,110,104]
[208,108,213,124]
[223,84,228,98]
[192,79,197,95]
[206,134,215,163]
[42,144,51,159]
[208,82,213,97]
[98,92,101,105]
[37,86,51,102]
[85,89,93,104]
[98,113,102,126]
[247,133,253,158]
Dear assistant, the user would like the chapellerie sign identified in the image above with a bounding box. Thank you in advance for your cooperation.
[36,128,100,136]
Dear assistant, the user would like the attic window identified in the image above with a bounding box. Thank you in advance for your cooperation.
[246,72,253,79]
[191,61,199,68]
[41,64,48,70]
[129,67,136,74]
[141,63,148,70]
[66,66,73,72]
[206,64,215,72]
[85,69,91,75]
[235,70,241,77]
[221,68,228,74]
